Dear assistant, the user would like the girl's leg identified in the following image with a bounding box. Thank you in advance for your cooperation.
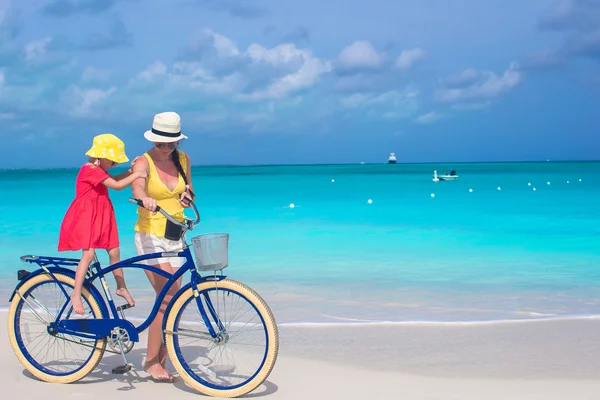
[107,247,135,307]
[71,248,96,315]
[143,261,182,382]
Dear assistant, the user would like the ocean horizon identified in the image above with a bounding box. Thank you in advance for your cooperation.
[2,158,599,171]
[1,161,599,325]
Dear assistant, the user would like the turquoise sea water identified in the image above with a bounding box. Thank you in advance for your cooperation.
[1,162,599,324]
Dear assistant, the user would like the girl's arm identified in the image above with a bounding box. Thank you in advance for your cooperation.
[111,156,141,181]
[112,169,133,181]
[103,170,146,191]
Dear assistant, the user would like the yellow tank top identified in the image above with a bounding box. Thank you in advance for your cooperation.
[134,151,187,237]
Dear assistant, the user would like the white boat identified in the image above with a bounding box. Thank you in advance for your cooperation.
[433,170,459,181]
[388,153,397,164]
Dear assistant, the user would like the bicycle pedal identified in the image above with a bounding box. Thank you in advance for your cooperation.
[112,363,133,374]
[116,303,134,312]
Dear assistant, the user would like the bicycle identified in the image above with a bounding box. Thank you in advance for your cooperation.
[6,198,279,398]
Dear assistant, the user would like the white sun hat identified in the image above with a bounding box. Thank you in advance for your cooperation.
[144,111,188,143]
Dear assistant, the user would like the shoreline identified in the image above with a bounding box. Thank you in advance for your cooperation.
[3,289,600,327]
[3,301,600,327]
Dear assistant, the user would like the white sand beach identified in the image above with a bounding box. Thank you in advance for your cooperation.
[2,310,600,399]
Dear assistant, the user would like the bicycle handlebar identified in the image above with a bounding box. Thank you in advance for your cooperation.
[128,197,201,229]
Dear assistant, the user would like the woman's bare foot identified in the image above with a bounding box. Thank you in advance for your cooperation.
[115,287,135,307]
[70,293,85,315]
[143,361,177,383]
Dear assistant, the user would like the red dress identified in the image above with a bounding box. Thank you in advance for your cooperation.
[58,164,119,251]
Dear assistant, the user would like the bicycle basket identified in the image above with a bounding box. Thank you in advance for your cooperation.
[191,233,229,272]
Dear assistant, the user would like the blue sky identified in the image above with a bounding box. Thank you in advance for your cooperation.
[0,0,599,168]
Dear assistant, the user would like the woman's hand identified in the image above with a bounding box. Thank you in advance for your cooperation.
[179,192,192,208]
[141,197,157,214]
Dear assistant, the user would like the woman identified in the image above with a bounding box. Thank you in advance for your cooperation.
[131,111,195,383]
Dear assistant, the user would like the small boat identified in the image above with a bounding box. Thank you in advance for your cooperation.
[388,153,397,164]
[433,170,459,181]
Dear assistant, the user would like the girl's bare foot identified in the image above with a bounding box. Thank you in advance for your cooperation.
[115,287,135,307]
[70,293,85,315]
[143,361,177,383]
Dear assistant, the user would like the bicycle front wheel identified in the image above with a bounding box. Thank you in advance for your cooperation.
[7,272,107,383]
[164,278,279,398]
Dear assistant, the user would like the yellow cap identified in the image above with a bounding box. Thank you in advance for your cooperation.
[85,133,129,163]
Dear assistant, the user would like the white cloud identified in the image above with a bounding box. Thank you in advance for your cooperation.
[337,40,385,70]
[451,102,490,111]
[81,66,112,83]
[440,68,480,87]
[340,89,419,108]
[0,20,530,137]
[415,111,441,124]
[24,37,52,61]
[395,47,426,70]
[203,28,240,57]
[173,61,244,94]
[130,30,332,102]
[247,43,307,66]
[339,89,420,119]
[0,0,11,27]
[435,62,522,103]
[135,60,168,83]
[239,50,331,100]
[62,85,117,118]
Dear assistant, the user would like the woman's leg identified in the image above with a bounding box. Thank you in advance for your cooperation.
[143,261,182,382]
[106,247,135,307]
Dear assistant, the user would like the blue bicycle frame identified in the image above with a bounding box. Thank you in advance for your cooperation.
[12,247,227,344]
[10,198,228,345]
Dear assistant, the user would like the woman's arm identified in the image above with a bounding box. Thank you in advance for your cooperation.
[131,156,157,212]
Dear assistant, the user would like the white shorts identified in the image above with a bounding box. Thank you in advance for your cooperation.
[134,232,186,269]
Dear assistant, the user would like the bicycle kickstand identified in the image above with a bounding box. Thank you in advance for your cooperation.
[111,328,133,375]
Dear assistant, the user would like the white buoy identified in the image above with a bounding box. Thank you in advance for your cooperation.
[367,199,372,204]
[528,183,531,186]
[579,178,582,182]
[331,179,335,183]
[469,188,473,193]
[533,187,537,191]
[431,193,435,198]
[567,181,570,184]
[497,187,501,191]
[289,203,295,208]
[547,181,551,185]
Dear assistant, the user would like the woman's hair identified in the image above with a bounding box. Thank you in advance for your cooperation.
[172,148,195,199]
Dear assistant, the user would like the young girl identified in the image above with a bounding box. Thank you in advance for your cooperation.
[58,133,147,315]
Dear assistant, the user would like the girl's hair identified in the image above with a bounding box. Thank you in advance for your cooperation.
[172,148,195,199]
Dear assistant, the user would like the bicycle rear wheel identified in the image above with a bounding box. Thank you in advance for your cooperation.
[7,273,107,383]
[164,278,278,398]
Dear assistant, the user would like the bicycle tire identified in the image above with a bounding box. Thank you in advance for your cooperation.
[164,278,279,398]
[7,272,107,383]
